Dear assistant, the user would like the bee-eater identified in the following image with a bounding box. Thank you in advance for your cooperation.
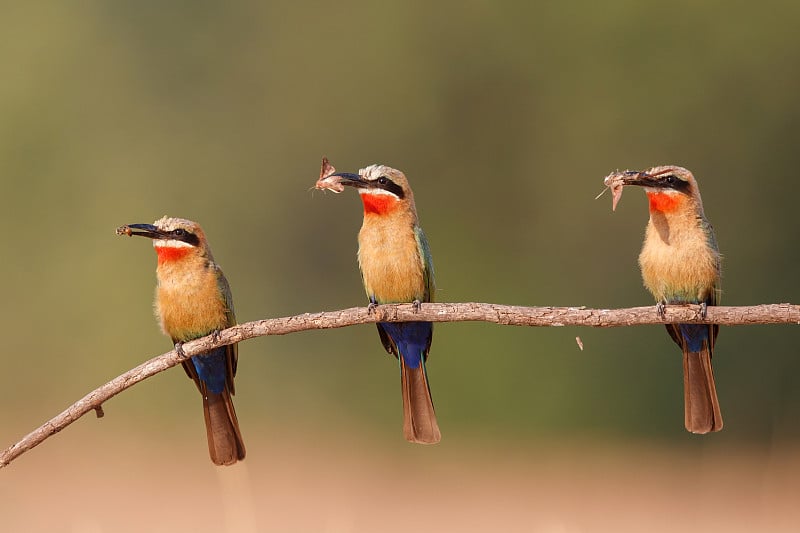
[618,166,723,434]
[121,216,246,464]
[330,164,441,444]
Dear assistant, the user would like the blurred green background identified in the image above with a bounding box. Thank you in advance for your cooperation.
[2,1,800,531]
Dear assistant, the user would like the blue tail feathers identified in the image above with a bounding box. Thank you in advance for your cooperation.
[679,324,709,353]
[191,346,229,394]
[379,321,432,369]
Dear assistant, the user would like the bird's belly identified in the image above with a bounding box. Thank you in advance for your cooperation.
[639,229,718,303]
[156,274,228,341]
[358,229,425,303]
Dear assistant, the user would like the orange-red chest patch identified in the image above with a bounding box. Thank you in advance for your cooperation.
[156,246,191,265]
[360,192,400,216]
[646,191,682,213]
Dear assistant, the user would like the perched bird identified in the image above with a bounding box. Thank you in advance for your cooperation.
[120,216,246,464]
[618,166,723,433]
[330,164,441,444]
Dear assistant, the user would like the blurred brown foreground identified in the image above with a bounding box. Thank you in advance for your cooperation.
[3,425,799,533]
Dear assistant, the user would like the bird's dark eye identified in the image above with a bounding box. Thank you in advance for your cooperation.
[377,176,389,185]
[173,229,186,236]
[665,175,676,184]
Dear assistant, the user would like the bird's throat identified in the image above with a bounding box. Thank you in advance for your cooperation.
[156,246,192,265]
[360,192,400,216]
[647,191,682,213]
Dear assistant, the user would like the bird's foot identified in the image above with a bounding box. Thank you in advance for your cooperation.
[656,301,667,319]
[700,302,708,319]
[174,341,187,358]
[412,299,422,313]
[367,302,378,315]
[211,329,222,343]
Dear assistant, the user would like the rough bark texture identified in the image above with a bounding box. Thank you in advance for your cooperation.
[1,302,797,468]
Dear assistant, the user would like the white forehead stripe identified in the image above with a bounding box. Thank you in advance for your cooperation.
[359,164,394,181]
[153,239,193,249]
[152,216,195,232]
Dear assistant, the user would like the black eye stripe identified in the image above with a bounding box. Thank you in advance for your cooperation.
[168,229,200,246]
[371,176,405,199]
[660,175,690,192]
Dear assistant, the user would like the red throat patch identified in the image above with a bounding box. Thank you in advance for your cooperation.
[156,246,191,265]
[646,191,683,213]
[360,192,399,215]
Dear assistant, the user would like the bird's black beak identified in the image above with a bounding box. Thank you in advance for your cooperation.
[618,167,683,190]
[116,223,168,239]
[330,172,368,189]
[618,170,655,187]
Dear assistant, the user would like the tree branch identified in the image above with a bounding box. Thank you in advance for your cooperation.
[2,302,797,468]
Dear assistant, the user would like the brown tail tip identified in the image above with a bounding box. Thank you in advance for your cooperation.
[203,390,246,465]
[684,349,723,434]
[401,360,441,444]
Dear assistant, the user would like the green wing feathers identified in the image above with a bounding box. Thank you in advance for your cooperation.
[215,265,238,391]
[414,225,435,303]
